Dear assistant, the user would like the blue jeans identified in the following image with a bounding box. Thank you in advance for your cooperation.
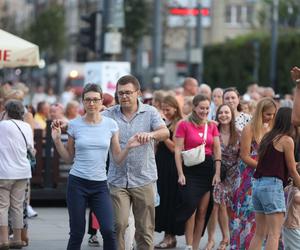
[252,177,286,214]
[66,175,117,250]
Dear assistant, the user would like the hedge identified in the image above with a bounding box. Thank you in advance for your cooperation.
[203,30,300,94]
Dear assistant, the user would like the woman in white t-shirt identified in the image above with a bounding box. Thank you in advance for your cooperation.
[0,100,33,250]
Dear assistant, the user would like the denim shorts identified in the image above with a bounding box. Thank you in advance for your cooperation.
[252,177,286,214]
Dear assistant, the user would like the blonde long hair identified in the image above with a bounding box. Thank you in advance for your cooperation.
[251,97,277,143]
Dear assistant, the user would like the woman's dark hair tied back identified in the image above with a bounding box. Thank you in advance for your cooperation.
[192,94,210,107]
[82,83,103,100]
[223,87,240,97]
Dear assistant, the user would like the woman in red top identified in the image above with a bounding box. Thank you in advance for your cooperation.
[174,94,221,250]
[249,107,300,250]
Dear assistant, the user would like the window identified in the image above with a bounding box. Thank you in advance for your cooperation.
[225,4,253,26]
[246,5,254,23]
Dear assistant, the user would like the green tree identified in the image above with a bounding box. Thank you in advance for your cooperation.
[24,4,66,63]
[259,0,300,28]
[0,2,17,34]
[203,31,300,94]
[123,0,150,50]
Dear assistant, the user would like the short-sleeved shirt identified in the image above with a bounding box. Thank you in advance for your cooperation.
[102,101,166,188]
[67,116,118,181]
[0,119,33,179]
[175,120,219,156]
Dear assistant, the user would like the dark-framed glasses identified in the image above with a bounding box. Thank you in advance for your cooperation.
[117,90,137,97]
[83,98,102,104]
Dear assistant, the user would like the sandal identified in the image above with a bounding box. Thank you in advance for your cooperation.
[204,240,215,250]
[155,238,177,249]
[217,240,229,250]
[22,239,29,247]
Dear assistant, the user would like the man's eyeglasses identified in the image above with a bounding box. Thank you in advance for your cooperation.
[117,90,137,97]
[83,98,102,104]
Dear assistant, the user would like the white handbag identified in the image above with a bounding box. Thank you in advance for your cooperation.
[181,123,208,167]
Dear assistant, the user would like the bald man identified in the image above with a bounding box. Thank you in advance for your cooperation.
[183,77,198,97]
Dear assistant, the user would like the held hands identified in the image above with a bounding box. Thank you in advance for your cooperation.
[136,132,154,144]
[126,134,145,149]
[124,132,155,151]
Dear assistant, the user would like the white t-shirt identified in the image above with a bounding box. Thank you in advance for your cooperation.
[0,119,33,179]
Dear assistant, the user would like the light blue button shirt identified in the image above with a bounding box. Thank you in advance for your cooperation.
[102,101,166,188]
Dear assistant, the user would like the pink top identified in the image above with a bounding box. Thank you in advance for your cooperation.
[176,120,219,156]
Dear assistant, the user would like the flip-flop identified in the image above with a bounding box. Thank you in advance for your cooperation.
[155,240,177,249]
[217,240,229,250]
[204,240,215,250]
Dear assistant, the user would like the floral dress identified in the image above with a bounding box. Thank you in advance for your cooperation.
[213,135,240,206]
[230,140,258,250]
[235,112,251,132]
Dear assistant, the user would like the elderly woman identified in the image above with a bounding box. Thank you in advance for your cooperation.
[0,100,33,250]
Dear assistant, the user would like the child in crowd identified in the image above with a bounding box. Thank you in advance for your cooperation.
[283,164,300,249]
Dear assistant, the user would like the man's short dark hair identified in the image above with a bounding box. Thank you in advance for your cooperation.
[5,99,25,120]
[82,83,103,100]
[116,75,140,90]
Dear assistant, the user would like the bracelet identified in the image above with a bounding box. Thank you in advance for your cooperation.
[214,159,221,163]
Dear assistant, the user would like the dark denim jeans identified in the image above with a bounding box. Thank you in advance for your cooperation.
[66,174,117,250]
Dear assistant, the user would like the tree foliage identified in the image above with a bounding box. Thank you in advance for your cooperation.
[123,0,150,49]
[259,0,300,27]
[24,4,66,63]
[0,2,17,33]
[203,31,300,94]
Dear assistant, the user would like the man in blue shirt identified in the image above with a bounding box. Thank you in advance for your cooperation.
[103,75,169,250]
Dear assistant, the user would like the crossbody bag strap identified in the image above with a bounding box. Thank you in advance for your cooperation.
[11,120,28,147]
[203,123,208,143]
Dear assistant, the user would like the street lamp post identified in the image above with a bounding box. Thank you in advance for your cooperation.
[195,0,203,83]
[270,0,279,92]
[152,0,163,89]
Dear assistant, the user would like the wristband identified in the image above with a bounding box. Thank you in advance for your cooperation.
[214,159,221,163]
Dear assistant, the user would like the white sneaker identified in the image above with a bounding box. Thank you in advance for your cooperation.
[88,235,100,247]
[184,245,193,250]
[27,205,38,218]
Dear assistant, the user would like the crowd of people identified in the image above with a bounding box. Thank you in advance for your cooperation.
[0,67,300,250]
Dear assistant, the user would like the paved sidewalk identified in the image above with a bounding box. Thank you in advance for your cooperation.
[26,207,222,250]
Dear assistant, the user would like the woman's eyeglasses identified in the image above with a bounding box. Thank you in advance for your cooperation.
[83,98,102,104]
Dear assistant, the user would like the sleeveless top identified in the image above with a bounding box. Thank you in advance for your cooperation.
[254,143,289,185]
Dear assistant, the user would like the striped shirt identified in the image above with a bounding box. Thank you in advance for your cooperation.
[102,101,166,188]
